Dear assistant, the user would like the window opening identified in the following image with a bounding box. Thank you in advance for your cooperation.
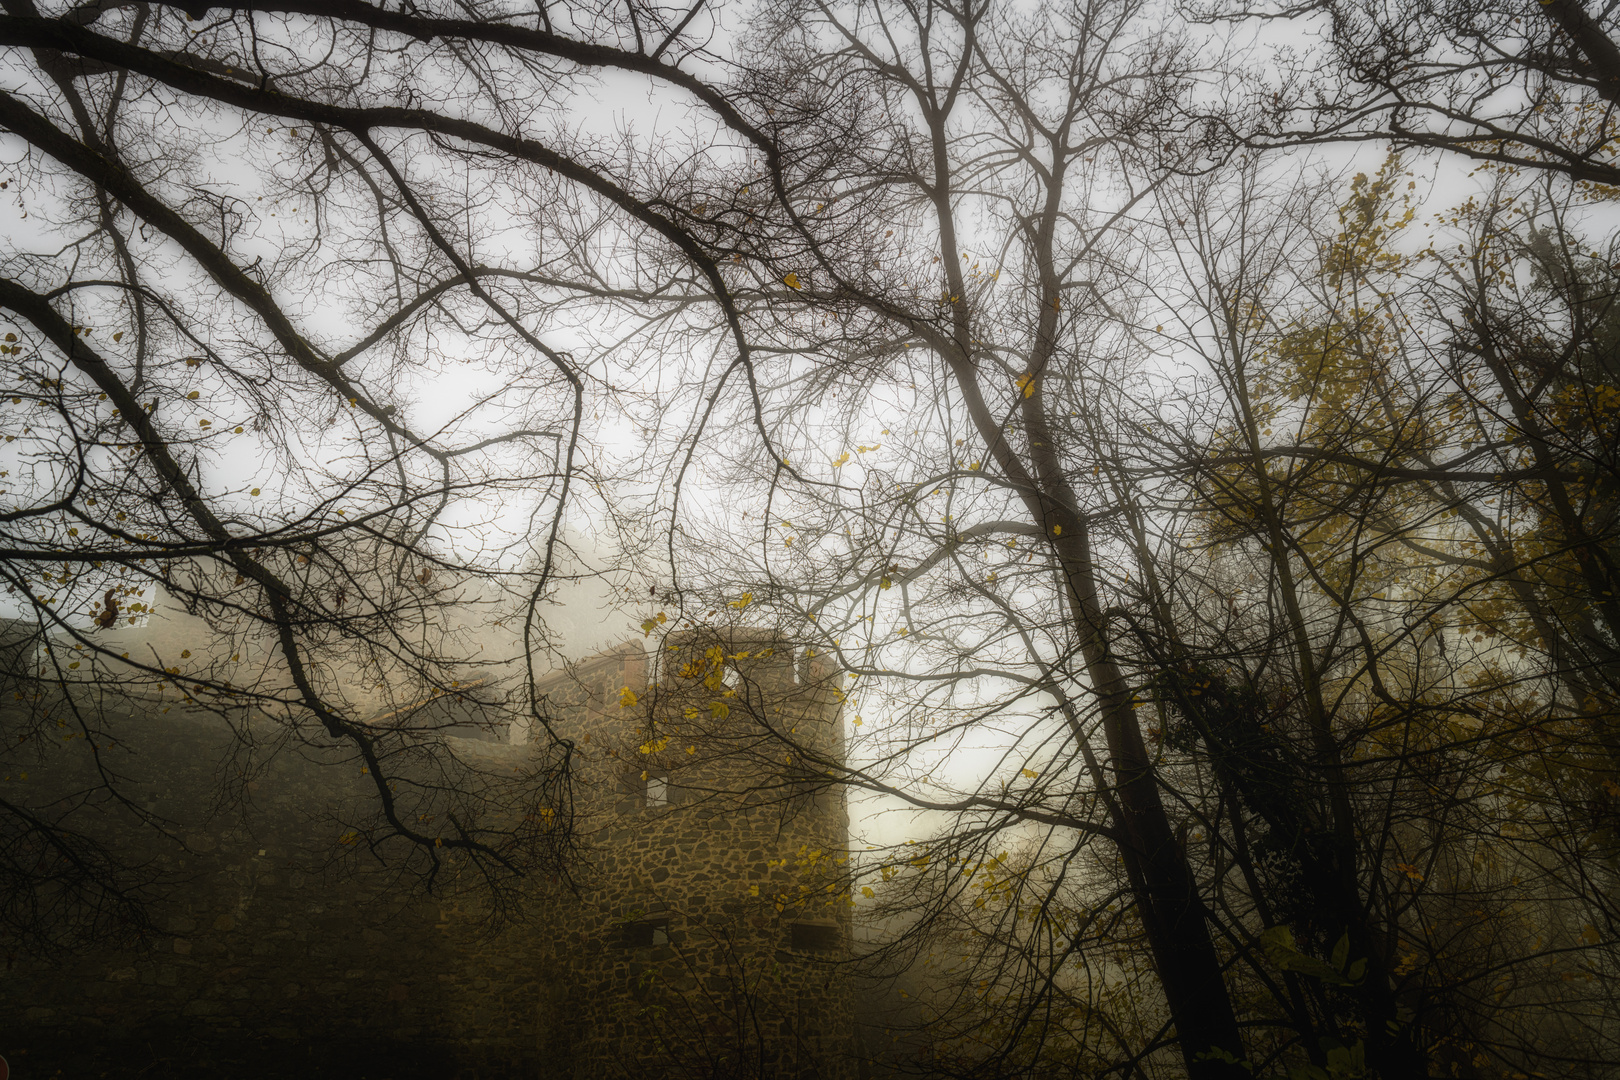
[645,772,668,807]
[790,922,840,952]
[622,918,670,947]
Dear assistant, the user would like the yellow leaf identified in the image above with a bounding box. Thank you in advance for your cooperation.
[862,886,874,898]
[250,488,260,496]
[729,592,753,609]
[709,700,730,720]
[180,650,191,659]
[750,884,760,896]
[112,332,124,342]
[1015,373,1036,398]
[783,272,802,290]
[832,451,850,467]
[186,391,200,400]
[1021,768,1039,779]
[619,686,638,708]
[1053,525,1061,536]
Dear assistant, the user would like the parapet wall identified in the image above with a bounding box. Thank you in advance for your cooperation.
[0,631,856,1080]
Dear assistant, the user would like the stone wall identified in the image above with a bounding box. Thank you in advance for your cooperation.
[0,631,856,1079]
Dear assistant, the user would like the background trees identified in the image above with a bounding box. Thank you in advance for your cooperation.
[1157,152,1620,1078]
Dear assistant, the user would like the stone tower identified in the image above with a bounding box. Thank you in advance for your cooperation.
[534,627,856,1078]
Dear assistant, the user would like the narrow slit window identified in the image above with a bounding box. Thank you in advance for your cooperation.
[645,772,668,807]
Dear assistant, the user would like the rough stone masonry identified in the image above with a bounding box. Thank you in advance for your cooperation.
[0,630,856,1079]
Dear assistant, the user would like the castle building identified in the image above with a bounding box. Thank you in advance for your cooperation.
[1,631,856,1079]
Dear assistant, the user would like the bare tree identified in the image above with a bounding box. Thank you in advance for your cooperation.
[634,1,1620,1076]
[1208,0,1620,189]
[645,0,1257,1074]
[0,0,754,947]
